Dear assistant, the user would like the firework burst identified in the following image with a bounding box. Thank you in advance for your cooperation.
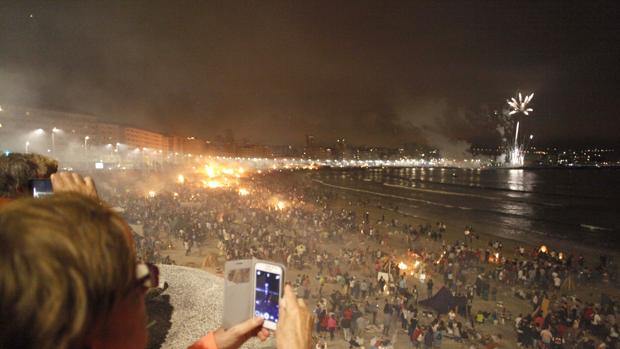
[507,92,534,115]
[503,92,535,167]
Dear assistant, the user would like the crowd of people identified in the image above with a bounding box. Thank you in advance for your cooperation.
[91,166,620,349]
[2,152,619,349]
[93,165,620,349]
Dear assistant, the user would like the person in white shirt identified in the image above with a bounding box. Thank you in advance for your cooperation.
[553,275,561,289]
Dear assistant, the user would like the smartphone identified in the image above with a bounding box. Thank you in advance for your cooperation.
[253,262,283,330]
[29,179,53,198]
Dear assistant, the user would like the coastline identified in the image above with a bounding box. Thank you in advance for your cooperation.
[307,174,620,264]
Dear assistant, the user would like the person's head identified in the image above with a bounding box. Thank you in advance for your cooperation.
[0,193,150,349]
[0,153,58,198]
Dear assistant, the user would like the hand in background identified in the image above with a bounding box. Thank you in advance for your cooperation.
[213,317,270,349]
[276,285,313,349]
[51,172,99,199]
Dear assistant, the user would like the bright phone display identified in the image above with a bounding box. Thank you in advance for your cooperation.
[29,179,53,198]
[253,263,282,330]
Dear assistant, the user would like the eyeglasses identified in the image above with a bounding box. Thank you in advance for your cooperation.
[135,263,159,290]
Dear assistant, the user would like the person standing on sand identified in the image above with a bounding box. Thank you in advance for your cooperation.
[327,314,337,341]
[367,300,378,325]
[360,279,368,298]
[427,278,434,299]
[382,302,393,336]
[423,327,434,349]
[341,315,351,342]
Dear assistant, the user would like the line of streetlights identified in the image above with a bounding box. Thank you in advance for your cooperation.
[23,127,90,155]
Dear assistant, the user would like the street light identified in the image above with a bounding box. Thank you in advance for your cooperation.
[51,127,61,155]
[24,128,46,154]
[84,136,90,152]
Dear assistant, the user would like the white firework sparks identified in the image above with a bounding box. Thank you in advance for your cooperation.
[503,92,535,167]
[507,92,534,115]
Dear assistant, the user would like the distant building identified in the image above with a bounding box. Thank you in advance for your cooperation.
[96,123,123,144]
[168,136,207,155]
[123,127,169,153]
[236,144,272,158]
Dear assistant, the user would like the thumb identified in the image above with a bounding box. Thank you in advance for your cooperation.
[230,317,264,337]
[216,317,265,349]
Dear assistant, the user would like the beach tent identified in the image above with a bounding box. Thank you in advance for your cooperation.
[377,272,393,283]
[419,286,467,314]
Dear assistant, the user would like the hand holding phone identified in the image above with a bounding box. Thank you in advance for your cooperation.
[50,172,99,199]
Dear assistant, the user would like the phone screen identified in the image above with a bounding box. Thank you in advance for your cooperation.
[254,268,281,325]
[29,179,53,198]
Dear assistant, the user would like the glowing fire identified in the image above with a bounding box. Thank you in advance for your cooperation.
[238,188,249,196]
[539,245,548,254]
[206,180,221,189]
[177,174,185,184]
[275,200,286,210]
[148,190,156,198]
[205,165,216,178]
[398,262,408,270]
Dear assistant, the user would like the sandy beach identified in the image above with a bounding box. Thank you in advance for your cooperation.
[155,170,620,349]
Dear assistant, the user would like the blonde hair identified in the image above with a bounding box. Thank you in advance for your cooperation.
[0,193,136,349]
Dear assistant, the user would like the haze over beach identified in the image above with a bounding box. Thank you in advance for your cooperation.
[1,2,620,349]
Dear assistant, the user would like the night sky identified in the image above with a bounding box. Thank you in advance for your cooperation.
[1,1,619,149]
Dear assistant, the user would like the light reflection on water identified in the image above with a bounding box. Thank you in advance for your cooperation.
[320,167,618,247]
[507,169,524,192]
[500,170,535,232]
